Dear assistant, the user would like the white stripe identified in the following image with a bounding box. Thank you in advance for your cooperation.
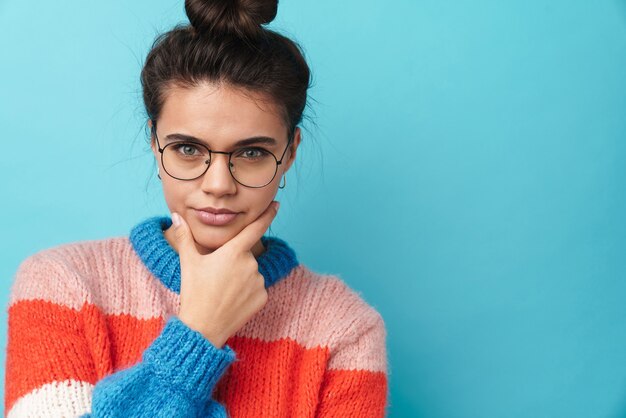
[7,380,93,418]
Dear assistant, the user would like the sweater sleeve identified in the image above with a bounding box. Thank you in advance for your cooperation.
[314,310,390,418]
[81,316,236,418]
[4,253,236,418]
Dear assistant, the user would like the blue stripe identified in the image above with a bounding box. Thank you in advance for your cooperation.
[129,215,299,293]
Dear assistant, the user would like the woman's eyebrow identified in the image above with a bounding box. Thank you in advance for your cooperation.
[164,133,277,147]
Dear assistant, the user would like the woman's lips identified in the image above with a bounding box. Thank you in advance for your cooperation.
[194,208,239,226]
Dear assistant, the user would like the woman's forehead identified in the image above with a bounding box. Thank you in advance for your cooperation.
[159,82,286,137]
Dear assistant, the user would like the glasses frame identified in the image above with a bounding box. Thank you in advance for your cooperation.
[151,121,293,188]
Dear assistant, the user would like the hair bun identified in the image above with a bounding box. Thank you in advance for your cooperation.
[185,0,278,39]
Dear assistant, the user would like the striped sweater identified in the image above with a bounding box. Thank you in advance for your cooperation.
[4,215,389,417]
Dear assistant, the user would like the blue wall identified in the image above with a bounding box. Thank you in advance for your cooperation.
[1,1,626,417]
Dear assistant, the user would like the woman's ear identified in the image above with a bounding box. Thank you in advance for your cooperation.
[283,127,301,173]
[148,120,157,154]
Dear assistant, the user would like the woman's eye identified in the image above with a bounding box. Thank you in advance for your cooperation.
[173,143,201,156]
[238,148,269,159]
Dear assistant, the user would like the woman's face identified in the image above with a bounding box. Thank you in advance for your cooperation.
[150,81,300,256]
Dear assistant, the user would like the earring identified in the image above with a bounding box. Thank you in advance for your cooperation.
[279,174,286,189]
[157,168,161,180]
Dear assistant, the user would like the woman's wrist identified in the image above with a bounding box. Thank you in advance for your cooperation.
[177,313,227,349]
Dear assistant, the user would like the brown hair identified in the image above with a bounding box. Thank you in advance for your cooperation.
[141,0,311,140]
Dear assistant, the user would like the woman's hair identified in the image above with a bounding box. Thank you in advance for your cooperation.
[141,0,311,140]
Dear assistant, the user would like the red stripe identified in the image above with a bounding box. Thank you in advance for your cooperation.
[316,369,388,417]
[215,335,330,416]
[6,299,387,416]
[6,300,96,413]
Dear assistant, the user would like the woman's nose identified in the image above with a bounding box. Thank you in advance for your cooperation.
[200,153,238,195]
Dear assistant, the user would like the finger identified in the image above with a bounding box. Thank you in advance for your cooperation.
[170,212,198,259]
[225,201,279,252]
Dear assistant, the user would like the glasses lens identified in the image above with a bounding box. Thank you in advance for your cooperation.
[162,143,277,187]
[162,142,210,180]
[230,147,278,187]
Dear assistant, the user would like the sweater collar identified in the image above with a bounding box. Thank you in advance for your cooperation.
[129,215,299,294]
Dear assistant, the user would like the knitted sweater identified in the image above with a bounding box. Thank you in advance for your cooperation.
[4,215,389,417]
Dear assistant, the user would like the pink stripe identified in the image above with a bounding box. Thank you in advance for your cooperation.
[9,238,387,373]
[9,238,179,319]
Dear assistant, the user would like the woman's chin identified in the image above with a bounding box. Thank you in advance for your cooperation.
[189,227,237,251]
[191,234,228,251]
[189,224,265,257]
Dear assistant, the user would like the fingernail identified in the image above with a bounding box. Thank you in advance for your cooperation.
[172,213,181,227]
[274,201,280,212]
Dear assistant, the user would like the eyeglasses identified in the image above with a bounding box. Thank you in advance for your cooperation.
[151,122,292,188]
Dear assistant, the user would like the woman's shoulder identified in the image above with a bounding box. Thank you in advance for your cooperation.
[297,264,382,315]
[265,263,386,343]
[14,235,135,276]
[18,234,132,262]
[257,264,388,373]
[9,235,136,306]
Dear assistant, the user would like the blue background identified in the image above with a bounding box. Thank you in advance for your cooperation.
[2,1,626,417]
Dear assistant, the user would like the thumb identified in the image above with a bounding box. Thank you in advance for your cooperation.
[170,212,196,256]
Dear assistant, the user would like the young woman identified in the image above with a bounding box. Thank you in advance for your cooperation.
[4,0,389,416]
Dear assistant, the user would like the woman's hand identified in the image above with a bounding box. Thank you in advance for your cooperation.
[171,201,280,348]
